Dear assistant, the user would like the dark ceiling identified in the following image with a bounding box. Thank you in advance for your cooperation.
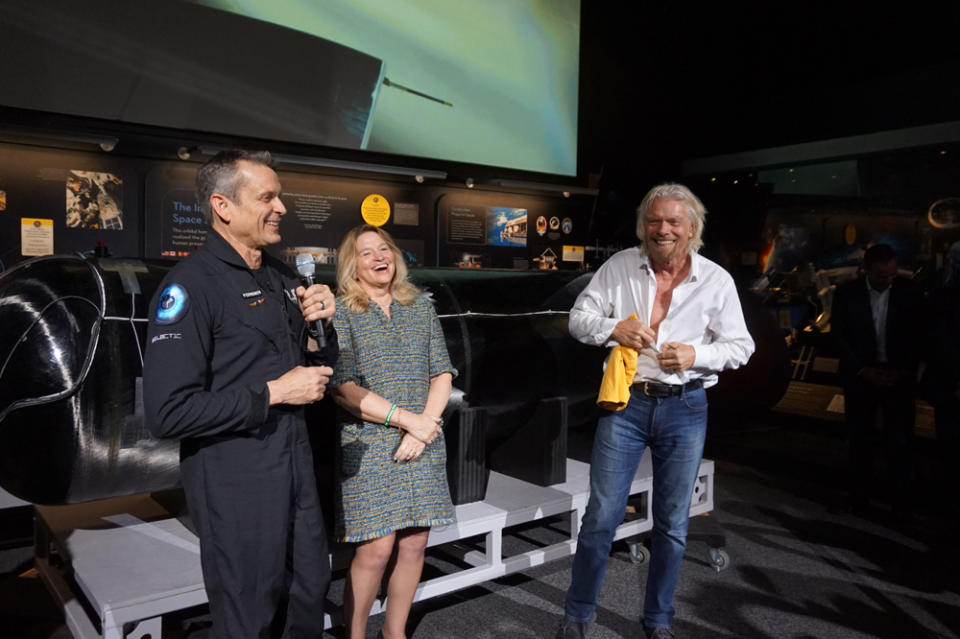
[578,3,960,187]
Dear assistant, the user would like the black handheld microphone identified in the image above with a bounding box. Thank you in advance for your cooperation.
[295,253,326,349]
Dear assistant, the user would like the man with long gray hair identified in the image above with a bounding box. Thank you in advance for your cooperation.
[557,183,754,639]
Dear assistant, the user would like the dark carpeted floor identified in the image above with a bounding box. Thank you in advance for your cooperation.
[1,405,957,638]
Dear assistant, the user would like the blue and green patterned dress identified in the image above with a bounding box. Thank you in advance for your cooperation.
[331,293,457,542]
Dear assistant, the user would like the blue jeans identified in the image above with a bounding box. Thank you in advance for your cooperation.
[564,384,708,628]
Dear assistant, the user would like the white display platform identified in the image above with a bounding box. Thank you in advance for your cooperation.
[0,486,28,509]
[34,453,714,639]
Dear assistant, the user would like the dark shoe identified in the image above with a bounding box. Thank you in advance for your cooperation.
[644,625,675,639]
[555,618,588,639]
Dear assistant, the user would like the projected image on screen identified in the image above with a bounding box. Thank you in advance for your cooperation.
[488,207,528,247]
[197,0,580,176]
[1,0,382,152]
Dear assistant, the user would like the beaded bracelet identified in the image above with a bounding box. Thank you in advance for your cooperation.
[384,403,397,427]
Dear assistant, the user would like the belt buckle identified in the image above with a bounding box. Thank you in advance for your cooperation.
[641,381,668,398]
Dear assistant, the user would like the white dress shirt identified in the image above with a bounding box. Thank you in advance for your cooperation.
[569,246,755,388]
[866,278,890,363]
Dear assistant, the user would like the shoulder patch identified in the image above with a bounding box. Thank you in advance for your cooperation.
[155,283,189,325]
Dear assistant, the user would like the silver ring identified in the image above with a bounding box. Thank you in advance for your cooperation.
[320,301,325,310]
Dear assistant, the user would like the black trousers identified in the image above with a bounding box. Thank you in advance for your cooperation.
[933,398,960,523]
[844,379,915,507]
[185,436,331,639]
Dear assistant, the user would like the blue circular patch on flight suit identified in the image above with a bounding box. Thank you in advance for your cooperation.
[155,284,188,325]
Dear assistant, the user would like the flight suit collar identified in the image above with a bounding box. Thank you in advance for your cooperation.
[204,228,257,270]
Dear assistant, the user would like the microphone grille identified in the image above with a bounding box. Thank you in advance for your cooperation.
[295,252,316,278]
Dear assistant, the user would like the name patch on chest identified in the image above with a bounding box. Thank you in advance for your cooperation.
[242,289,263,299]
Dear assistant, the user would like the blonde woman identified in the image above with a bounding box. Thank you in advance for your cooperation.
[330,224,456,639]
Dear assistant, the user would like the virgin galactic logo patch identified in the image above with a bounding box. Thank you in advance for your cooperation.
[155,284,188,325]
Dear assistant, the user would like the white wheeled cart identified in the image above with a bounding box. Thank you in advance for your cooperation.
[34,452,716,639]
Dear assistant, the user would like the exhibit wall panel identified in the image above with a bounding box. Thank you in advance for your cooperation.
[0,144,142,271]
[0,142,596,273]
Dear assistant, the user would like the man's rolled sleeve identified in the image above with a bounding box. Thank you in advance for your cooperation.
[693,280,755,372]
[569,263,621,346]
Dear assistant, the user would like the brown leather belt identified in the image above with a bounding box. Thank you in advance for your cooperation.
[632,379,703,398]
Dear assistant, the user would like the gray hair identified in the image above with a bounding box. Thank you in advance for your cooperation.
[195,149,274,224]
[635,183,707,254]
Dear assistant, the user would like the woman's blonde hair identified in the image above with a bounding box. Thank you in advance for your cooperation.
[336,224,420,312]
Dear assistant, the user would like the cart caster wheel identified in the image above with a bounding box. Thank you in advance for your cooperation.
[628,541,649,565]
[708,548,729,572]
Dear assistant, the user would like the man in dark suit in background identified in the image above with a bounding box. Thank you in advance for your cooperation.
[831,243,923,520]
[923,241,960,532]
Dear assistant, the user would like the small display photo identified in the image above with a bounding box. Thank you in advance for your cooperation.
[65,170,124,230]
[533,247,559,270]
[487,207,528,247]
[456,252,484,269]
[282,246,339,267]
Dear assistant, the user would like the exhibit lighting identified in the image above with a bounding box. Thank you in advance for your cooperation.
[489,178,598,196]
[0,125,118,152]
[465,177,475,188]
[197,146,447,181]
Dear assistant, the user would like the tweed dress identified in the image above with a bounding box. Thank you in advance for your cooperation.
[331,294,457,542]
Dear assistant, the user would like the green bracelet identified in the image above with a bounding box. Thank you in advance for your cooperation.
[384,403,397,427]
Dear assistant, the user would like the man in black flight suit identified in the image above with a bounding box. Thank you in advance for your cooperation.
[144,150,338,638]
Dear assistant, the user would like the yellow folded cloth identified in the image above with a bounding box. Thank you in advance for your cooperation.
[597,313,638,411]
